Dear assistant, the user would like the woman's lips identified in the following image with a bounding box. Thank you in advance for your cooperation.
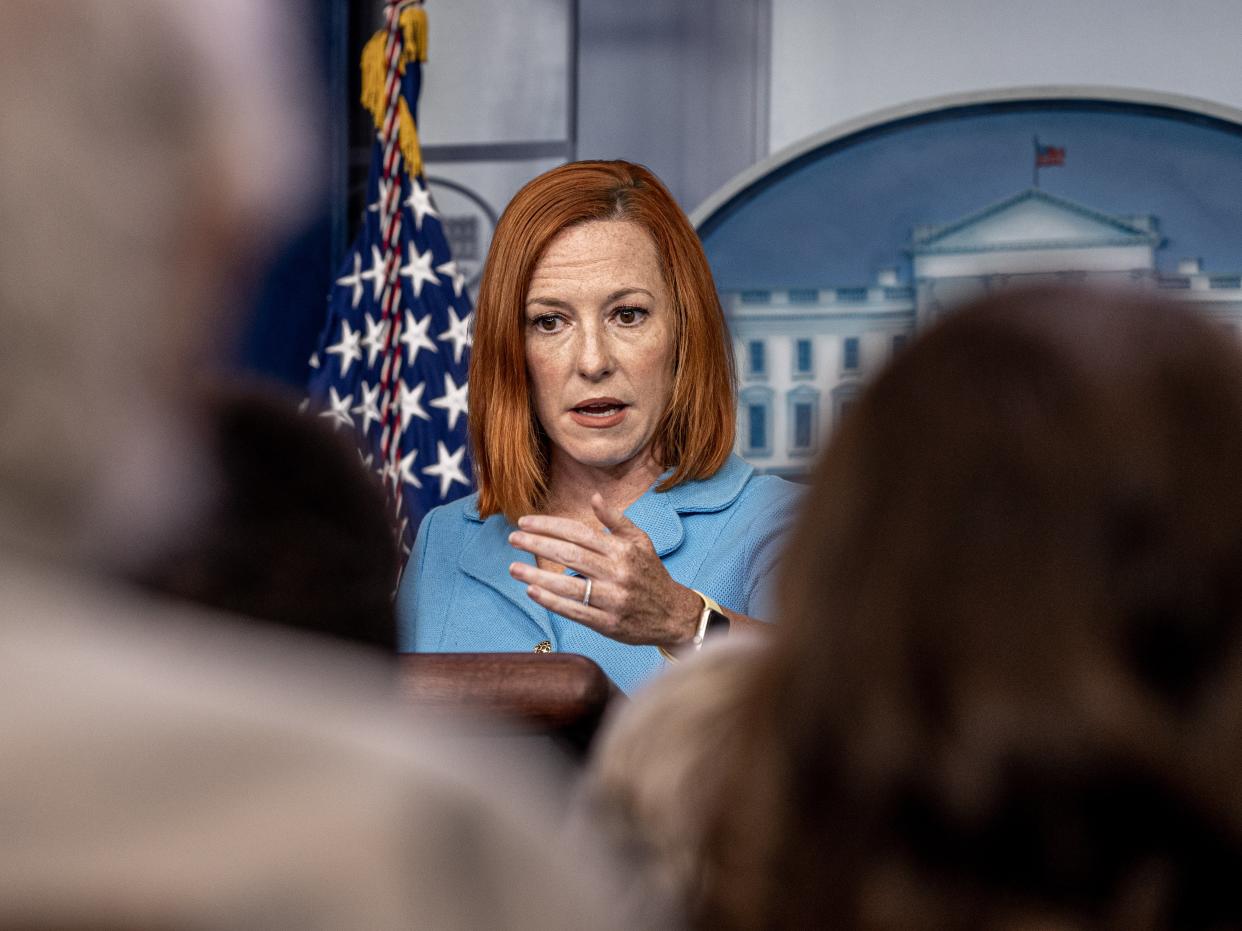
[569,400,628,429]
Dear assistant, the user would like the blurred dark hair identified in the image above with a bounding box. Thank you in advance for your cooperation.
[134,383,399,651]
[700,287,1242,929]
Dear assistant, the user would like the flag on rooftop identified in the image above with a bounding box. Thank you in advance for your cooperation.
[1034,137,1066,168]
[307,0,473,552]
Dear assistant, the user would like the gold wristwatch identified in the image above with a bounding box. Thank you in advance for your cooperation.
[658,589,729,662]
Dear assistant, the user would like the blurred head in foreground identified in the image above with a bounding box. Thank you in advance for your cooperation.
[0,5,633,928]
[704,287,1242,929]
[133,383,400,651]
[0,0,317,569]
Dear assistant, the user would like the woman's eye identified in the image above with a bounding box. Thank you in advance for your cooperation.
[532,314,564,333]
[614,306,647,326]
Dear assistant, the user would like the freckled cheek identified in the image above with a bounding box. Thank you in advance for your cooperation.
[629,330,674,375]
[526,342,575,421]
[635,342,675,412]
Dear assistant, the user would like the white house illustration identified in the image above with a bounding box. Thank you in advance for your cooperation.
[726,188,1242,476]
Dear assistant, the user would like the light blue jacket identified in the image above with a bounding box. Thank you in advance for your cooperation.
[396,454,801,693]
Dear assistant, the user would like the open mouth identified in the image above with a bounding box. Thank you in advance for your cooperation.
[569,398,629,428]
[572,401,627,417]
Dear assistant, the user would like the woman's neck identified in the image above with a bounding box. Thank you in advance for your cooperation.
[542,450,664,523]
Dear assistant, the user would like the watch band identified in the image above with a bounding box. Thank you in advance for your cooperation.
[691,590,728,648]
[658,589,729,662]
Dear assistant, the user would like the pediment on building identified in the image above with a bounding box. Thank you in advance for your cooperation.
[912,189,1160,255]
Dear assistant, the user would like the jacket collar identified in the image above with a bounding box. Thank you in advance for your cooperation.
[621,453,754,556]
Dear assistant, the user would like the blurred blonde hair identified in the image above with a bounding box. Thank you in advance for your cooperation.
[0,0,318,564]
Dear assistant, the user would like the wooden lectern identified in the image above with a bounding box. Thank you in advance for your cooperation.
[399,652,621,756]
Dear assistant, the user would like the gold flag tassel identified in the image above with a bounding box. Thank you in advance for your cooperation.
[397,98,423,176]
[359,3,429,176]
[400,4,429,66]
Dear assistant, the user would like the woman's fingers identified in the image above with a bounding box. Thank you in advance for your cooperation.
[509,502,683,647]
[515,513,613,555]
[590,493,642,538]
[509,562,603,606]
[522,581,616,634]
[508,530,608,577]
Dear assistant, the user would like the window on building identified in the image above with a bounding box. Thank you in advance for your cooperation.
[748,340,766,376]
[842,336,860,372]
[748,403,766,452]
[833,382,860,431]
[740,289,772,304]
[789,288,818,303]
[740,385,774,458]
[787,385,819,457]
[793,402,813,450]
[795,338,813,376]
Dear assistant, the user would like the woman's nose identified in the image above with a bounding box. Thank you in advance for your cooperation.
[576,324,614,380]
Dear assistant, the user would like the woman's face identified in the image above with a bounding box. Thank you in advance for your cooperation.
[524,219,676,475]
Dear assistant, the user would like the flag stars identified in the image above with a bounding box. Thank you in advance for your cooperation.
[400,310,437,366]
[436,260,466,298]
[405,181,438,231]
[361,313,390,368]
[312,100,478,533]
[361,244,387,302]
[422,441,469,499]
[400,243,440,298]
[379,457,399,492]
[438,307,473,365]
[398,379,431,430]
[368,176,395,216]
[325,319,363,377]
[334,251,366,309]
[429,372,469,431]
[397,449,422,489]
[320,386,354,431]
[351,380,383,435]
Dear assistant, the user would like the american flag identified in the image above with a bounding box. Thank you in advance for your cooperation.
[308,1,472,552]
[1034,138,1066,168]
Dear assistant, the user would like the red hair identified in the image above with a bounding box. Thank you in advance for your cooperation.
[470,160,736,522]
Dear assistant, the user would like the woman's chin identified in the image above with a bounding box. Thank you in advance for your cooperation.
[554,437,656,474]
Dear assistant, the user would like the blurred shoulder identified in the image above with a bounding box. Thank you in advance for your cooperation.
[0,558,628,930]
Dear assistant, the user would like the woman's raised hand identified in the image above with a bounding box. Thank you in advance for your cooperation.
[507,493,700,647]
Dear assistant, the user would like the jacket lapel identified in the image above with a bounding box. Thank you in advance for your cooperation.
[457,510,554,642]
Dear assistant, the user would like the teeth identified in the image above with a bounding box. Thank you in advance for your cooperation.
[578,405,620,416]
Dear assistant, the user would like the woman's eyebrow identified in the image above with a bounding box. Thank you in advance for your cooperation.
[526,296,572,309]
[525,287,654,309]
[605,287,654,303]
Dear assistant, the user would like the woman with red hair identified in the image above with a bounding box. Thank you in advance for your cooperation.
[396,161,800,692]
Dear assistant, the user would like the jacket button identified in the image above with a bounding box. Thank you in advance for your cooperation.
[533,640,552,653]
